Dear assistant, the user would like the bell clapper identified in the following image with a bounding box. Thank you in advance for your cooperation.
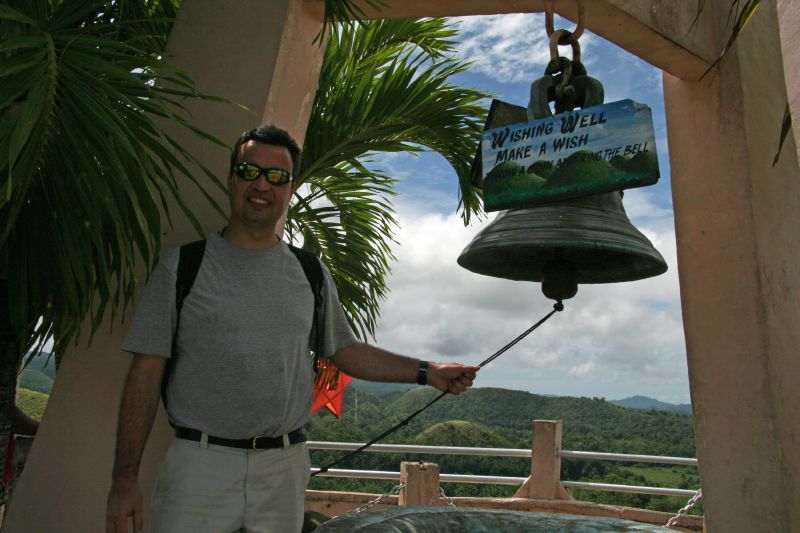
[541,267,578,301]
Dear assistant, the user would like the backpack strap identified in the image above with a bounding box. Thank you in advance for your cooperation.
[287,244,325,360]
[162,239,206,412]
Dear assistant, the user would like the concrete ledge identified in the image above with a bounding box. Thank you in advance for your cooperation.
[305,490,703,531]
[304,0,719,79]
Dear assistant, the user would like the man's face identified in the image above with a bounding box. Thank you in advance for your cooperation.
[228,140,293,232]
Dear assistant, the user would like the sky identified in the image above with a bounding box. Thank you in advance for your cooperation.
[366,13,690,404]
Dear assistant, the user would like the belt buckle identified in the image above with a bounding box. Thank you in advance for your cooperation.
[251,436,267,450]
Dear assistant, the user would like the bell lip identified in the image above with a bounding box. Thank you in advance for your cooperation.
[456,245,668,284]
[456,193,669,284]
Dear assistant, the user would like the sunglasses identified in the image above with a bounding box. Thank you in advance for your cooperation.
[232,162,292,185]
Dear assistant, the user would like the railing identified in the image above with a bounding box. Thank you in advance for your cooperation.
[308,443,698,497]
[308,423,699,498]
[304,420,704,531]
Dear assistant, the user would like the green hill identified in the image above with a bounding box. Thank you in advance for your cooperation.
[527,160,555,179]
[546,150,617,187]
[19,368,54,394]
[414,420,513,448]
[486,161,526,180]
[609,151,658,173]
[306,385,699,511]
[22,351,57,379]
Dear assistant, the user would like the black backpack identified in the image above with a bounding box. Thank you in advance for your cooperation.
[161,238,325,410]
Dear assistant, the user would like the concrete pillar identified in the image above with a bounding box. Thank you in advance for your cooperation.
[664,2,800,531]
[399,462,441,506]
[778,0,800,163]
[2,1,324,531]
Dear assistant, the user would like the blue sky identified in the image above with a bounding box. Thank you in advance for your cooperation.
[368,14,689,403]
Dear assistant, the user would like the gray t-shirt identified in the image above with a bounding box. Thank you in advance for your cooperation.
[121,232,357,439]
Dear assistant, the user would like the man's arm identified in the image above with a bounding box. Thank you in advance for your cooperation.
[106,354,166,533]
[329,342,479,395]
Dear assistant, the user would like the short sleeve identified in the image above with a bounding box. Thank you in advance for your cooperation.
[121,249,180,358]
[319,264,358,358]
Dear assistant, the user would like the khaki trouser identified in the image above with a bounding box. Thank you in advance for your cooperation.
[149,437,310,533]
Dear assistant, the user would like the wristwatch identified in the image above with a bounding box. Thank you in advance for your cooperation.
[417,360,429,385]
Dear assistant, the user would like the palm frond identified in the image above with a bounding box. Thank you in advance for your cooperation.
[699,0,760,80]
[296,18,489,341]
[0,0,227,351]
[773,103,792,167]
[303,18,486,222]
[315,0,388,44]
[296,19,486,338]
[287,162,398,340]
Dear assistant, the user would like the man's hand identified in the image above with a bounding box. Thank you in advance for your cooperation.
[427,362,479,395]
[106,477,143,533]
[106,354,165,533]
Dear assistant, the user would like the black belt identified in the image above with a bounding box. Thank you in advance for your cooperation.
[175,427,306,450]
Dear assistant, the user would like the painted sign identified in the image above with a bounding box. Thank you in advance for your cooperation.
[481,99,659,212]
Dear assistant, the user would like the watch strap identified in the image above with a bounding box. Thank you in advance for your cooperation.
[416,360,429,385]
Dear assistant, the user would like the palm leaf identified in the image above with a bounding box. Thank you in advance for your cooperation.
[693,1,791,166]
[294,18,488,344]
[698,0,760,80]
[316,0,388,44]
[0,0,228,352]
[773,103,792,167]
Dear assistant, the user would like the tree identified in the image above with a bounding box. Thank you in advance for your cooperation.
[0,0,488,499]
[0,0,227,495]
[291,18,487,340]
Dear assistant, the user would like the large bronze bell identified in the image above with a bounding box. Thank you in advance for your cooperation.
[457,191,667,301]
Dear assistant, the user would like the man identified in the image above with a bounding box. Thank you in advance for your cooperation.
[105,124,479,533]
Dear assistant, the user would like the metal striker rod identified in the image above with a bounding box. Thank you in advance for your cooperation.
[310,300,565,477]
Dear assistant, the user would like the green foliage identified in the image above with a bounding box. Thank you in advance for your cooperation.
[546,151,616,186]
[609,151,658,173]
[414,420,512,448]
[18,368,52,394]
[21,350,56,379]
[0,0,228,353]
[306,386,699,512]
[487,161,526,180]
[16,387,47,420]
[528,160,555,178]
[291,18,488,340]
[316,0,387,43]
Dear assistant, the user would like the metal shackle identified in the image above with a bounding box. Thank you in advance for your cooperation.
[545,0,586,43]
[549,29,581,65]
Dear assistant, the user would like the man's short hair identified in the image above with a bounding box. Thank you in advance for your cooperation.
[230,124,302,177]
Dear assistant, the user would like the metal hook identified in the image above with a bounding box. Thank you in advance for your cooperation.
[545,0,585,44]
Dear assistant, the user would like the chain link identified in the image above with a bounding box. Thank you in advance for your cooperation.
[438,486,456,507]
[664,488,702,529]
[345,482,406,515]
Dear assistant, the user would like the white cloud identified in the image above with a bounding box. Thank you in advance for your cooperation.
[372,196,689,403]
[569,361,597,377]
[356,13,688,404]
[452,14,600,84]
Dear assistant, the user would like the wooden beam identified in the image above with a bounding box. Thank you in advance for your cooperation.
[306,0,722,79]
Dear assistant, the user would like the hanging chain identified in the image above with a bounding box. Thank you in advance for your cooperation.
[345,482,406,515]
[426,486,456,507]
[438,486,456,507]
[664,488,703,529]
[543,1,588,114]
[545,0,585,43]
